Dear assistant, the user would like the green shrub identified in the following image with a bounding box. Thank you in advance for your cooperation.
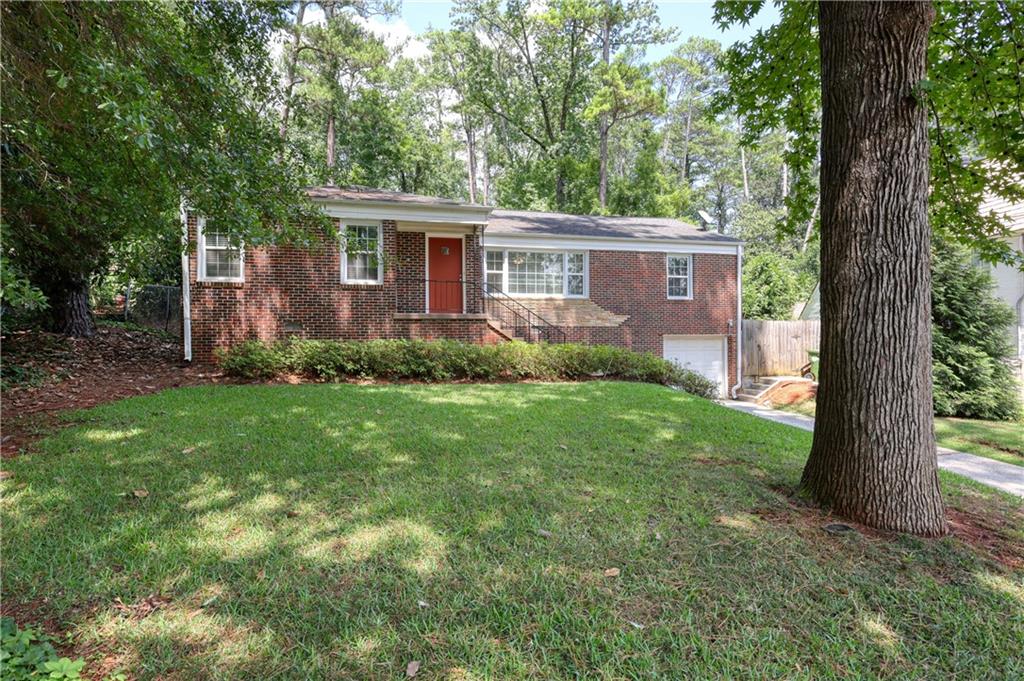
[0,617,87,680]
[215,339,287,379]
[217,339,718,398]
[931,239,1022,421]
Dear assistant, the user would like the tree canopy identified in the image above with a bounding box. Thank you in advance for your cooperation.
[1,0,328,333]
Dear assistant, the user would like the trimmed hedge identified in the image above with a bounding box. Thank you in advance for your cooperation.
[217,338,719,398]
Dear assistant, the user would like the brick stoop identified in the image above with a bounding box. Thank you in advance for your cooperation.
[512,298,628,327]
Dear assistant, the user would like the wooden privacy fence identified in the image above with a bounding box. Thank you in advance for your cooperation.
[742,320,820,377]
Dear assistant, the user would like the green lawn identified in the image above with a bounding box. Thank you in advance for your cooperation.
[3,383,1022,679]
[777,399,1023,467]
[934,416,1024,467]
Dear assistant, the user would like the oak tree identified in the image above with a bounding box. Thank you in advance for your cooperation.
[716,0,1024,534]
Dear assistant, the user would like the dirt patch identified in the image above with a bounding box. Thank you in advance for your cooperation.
[2,326,222,457]
[756,488,1024,570]
[946,507,1024,570]
[766,381,817,406]
[112,593,172,621]
[974,439,1024,458]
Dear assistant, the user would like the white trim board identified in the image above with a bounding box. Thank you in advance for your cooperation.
[318,201,491,226]
[483,234,741,255]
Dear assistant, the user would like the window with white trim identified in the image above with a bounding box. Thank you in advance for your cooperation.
[198,219,244,282]
[484,249,587,297]
[667,254,692,299]
[341,223,382,284]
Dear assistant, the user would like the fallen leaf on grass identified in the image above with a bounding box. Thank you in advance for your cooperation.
[603,568,620,577]
[181,446,196,454]
[406,660,420,677]
[0,471,13,480]
[628,621,645,630]
[132,489,149,498]
[557,444,568,450]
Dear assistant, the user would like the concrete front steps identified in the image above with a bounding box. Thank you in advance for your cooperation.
[735,376,815,405]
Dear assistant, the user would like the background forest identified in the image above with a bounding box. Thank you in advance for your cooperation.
[274,0,818,319]
[2,0,1018,420]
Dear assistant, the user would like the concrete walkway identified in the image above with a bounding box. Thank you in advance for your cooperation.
[721,401,1024,498]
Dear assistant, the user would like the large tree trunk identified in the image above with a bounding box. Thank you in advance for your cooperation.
[480,122,491,204]
[598,17,611,210]
[740,146,750,200]
[465,119,477,204]
[326,113,336,183]
[682,98,693,183]
[279,1,308,141]
[45,276,96,337]
[801,1,946,536]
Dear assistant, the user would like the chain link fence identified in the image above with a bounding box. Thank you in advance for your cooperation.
[124,284,182,336]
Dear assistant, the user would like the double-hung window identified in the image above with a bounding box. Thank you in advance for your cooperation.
[484,249,587,298]
[341,223,383,284]
[197,219,244,282]
[667,254,693,299]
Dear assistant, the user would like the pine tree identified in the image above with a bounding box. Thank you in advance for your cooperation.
[931,239,1022,421]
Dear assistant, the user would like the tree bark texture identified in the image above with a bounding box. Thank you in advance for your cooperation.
[802,1,946,536]
[46,276,96,337]
[598,17,611,210]
[279,1,307,141]
[326,113,336,182]
[465,120,478,204]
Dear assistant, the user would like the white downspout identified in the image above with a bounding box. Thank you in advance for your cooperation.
[730,243,744,399]
[180,200,192,362]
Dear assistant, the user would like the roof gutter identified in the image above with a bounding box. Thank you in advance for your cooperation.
[730,243,744,399]
[180,200,192,362]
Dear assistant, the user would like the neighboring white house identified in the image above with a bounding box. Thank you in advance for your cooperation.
[798,195,1024,380]
[979,194,1024,378]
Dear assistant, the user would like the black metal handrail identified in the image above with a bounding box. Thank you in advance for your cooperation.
[393,276,567,344]
[471,280,568,344]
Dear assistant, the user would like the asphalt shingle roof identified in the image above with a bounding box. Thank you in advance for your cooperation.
[487,209,739,243]
[305,186,739,242]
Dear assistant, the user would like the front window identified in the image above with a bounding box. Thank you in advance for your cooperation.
[342,224,382,283]
[484,249,587,297]
[667,254,692,299]
[198,220,243,282]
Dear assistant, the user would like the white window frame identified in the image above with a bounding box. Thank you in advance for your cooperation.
[340,221,384,285]
[196,217,244,283]
[484,248,588,299]
[666,254,694,300]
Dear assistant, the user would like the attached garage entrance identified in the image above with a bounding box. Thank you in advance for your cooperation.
[663,335,728,398]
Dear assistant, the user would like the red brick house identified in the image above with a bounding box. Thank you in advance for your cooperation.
[182,186,743,396]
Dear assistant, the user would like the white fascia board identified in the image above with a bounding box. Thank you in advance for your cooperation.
[483,233,741,255]
[316,199,492,226]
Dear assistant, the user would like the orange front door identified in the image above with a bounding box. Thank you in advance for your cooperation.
[428,237,463,313]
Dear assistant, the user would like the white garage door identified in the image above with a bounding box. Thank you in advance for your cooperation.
[663,335,728,397]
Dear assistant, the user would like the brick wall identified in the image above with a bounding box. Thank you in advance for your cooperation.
[519,250,739,388]
[186,215,492,362]
[187,212,738,387]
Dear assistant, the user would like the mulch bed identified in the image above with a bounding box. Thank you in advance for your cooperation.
[2,325,222,457]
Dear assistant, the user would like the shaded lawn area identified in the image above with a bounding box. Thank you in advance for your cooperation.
[779,398,1023,467]
[2,382,1022,680]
